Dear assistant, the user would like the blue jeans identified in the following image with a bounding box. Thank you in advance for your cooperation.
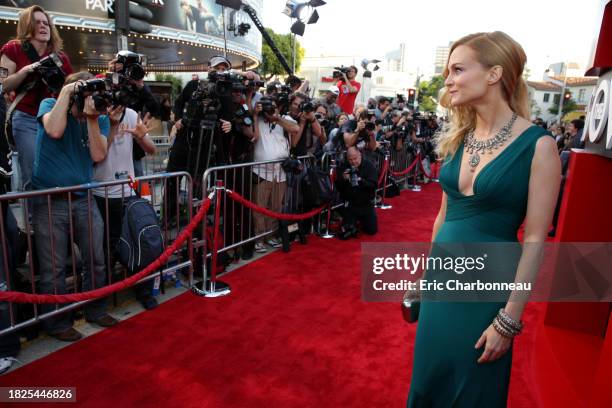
[12,110,37,191]
[0,206,20,358]
[33,196,107,334]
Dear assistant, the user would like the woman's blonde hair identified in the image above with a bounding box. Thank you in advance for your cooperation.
[16,5,63,53]
[435,31,529,159]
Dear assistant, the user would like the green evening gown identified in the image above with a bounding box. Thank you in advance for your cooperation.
[407,125,552,407]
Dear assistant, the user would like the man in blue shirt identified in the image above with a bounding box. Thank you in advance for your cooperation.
[33,71,117,342]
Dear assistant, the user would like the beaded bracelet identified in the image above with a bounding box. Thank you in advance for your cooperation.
[495,316,520,337]
[498,309,523,333]
[492,318,515,338]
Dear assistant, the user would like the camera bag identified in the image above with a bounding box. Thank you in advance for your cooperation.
[302,166,333,208]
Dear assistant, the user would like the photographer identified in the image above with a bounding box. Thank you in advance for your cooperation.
[32,71,118,342]
[316,86,342,121]
[374,96,392,121]
[340,106,377,152]
[1,5,73,192]
[384,110,411,151]
[335,66,361,114]
[335,147,378,239]
[93,103,157,311]
[165,56,233,216]
[288,92,325,156]
[323,112,349,154]
[108,51,161,177]
[251,97,298,252]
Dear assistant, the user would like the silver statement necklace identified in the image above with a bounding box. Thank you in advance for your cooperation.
[464,112,518,171]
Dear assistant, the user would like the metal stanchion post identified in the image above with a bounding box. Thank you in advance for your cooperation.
[193,180,231,297]
[409,151,422,192]
[321,160,336,238]
[377,151,392,209]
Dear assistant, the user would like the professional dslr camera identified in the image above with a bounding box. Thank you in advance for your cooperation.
[268,83,292,114]
[73,77,113,113]
[332,66,352,80]
[315,112,329,129]
[34,53,66,93]
[348,166,360,187]
[258,96,277,115]
[115,50,146,81]
[300,100,315,113]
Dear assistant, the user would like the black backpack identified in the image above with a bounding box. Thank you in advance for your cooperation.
[302,166,333,208]
[117,198,164,272]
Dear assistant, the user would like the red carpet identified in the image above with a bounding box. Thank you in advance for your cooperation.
[0,183,545,407]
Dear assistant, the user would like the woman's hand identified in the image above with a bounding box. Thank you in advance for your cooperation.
[21,61,40,75]
[475,324,512,364]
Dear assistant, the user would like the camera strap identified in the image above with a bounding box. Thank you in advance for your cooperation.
[3,42,44,149]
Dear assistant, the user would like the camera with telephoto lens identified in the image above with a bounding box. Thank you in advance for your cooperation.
[259,96,276,115]
[208,71,247,95]
[115,50,146,81]
[315,112,329,128]
[246,79,265,89]
[34,53,66,93]
[349,166,360,187]
[73,78,113,113]
[274,84,292,113]
[106,72,142,107]
[332,66,352,80]
[300,100,315,113]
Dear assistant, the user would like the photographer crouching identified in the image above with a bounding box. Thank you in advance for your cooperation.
[335,147,378,240]
[32,72,118,342]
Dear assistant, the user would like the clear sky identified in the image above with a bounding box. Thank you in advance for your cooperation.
[261,0,602,80]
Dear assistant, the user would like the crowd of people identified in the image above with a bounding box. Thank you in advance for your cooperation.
[0,5,441,374]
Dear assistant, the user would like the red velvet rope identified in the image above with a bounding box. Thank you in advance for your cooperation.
[390,156,419,177]
[0,199,212,304]
[377,159,389,187]
[226,190,326,220]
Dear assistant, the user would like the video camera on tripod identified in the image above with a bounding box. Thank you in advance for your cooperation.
[182,71,252,128]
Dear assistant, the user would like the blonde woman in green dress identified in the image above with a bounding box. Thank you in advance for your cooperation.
[407,31,561,407]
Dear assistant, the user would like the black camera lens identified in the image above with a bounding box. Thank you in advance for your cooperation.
[365,122,376,132]
[300,101,315,113]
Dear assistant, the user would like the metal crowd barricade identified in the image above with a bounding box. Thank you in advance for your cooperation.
[0,172,193,336]
[142,135,172,175]
[198,155,317,257]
